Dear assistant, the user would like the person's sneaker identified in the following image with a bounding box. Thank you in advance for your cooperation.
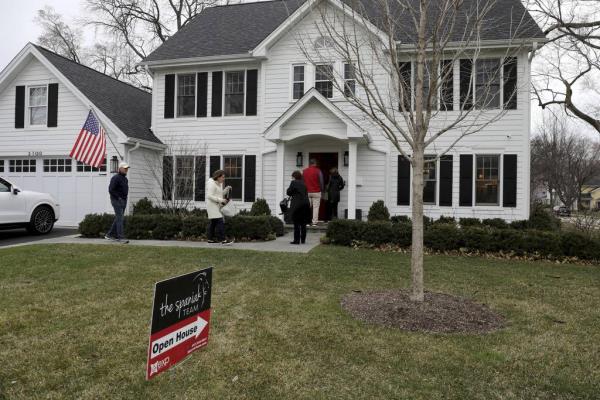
[207,240,218,244]
[221,240,234,246]
[117,239,129,244]
[104,235,116,241]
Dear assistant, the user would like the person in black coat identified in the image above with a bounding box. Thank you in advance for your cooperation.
[286,170,311,244]
[327,168,345,220]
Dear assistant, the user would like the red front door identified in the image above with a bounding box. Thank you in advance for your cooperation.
[308,153,339,221]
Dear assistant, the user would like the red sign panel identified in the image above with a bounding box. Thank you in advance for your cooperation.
[146,268,212,380]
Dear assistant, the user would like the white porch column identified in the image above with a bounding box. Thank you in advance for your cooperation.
[275,141,285,220]
[347,140,358,219]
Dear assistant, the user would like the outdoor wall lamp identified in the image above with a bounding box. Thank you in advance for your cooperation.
[296,152,303,167]
[343,151,349,166]
[110,156,119,173]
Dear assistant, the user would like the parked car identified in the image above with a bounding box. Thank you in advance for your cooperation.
[0,177,60,234]
[554,206,571,217]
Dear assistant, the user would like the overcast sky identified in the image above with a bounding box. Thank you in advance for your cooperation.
[0,1,596,137]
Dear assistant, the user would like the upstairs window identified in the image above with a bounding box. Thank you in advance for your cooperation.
[225,71,245,116]
[475,59,501,109]
[29,86,48,126]
[503,57,518,110]
[292,65,305,100]
[421,61,437,111]
[344,63,356,97]
[315,64,334,99]
[177,74,196,117]
[398,62,412,111]
[476,155,500,205]
[440,60,454,111]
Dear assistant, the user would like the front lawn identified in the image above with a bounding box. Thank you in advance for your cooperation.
[0,244,599,399]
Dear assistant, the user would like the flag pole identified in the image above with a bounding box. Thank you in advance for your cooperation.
[89,107,125,161]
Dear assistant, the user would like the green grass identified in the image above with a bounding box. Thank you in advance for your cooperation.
[0,244,599,400]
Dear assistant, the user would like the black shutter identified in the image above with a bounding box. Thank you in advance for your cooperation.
[460,59,473,110]
[399,62,412,111]
[211,71,223,117]
[439,155,453,206]
[503,58,518,110]
[244,155,256,202]
[196,72,208,117]
[164,74,175,119]
[503,154,517,207]
[209,156,221,177]
[459,154,473,206]
[15,86,25,129]
[397,155,411,206]
[246,69,258,116]
[47,83,59,127]
[162,156,173,201]
[194,156,206,201]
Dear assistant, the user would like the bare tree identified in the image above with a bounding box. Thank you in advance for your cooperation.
[35,6,83,63]
[531,114,600,210]
[297,0,533,301]
[528,0,600,134]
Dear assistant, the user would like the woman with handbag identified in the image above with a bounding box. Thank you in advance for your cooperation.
[206,169,234,245]
[286,170,311,244]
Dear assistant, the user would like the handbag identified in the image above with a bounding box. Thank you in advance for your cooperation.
[279,197,290,214]
[221,200,238,217]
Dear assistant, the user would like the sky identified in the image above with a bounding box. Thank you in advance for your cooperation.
[0,0,596,137]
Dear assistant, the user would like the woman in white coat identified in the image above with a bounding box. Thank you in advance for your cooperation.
[206,169,233,245]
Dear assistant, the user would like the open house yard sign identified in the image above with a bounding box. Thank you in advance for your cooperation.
[146,267,212,380]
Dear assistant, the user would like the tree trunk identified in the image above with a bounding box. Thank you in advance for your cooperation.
[410,146,425,302]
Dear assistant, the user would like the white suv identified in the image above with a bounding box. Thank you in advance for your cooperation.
[0,177,60,234]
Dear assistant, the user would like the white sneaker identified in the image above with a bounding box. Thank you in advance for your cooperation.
[221,240,234,246]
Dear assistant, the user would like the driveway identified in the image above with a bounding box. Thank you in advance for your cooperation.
[0,227,78,248]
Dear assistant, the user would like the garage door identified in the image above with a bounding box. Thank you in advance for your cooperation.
[0,157,110,226]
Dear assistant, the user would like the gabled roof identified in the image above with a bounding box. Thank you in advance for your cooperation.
[33,45,161,144]
[143,0,305,63]
[143,0,544,63]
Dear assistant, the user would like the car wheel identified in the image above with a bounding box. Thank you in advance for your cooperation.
[27,206,55,235]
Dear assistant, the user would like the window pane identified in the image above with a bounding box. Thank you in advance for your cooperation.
[293,65,305,100]
[344,64,356,97]
[29,87,47,106]
[224,156,243,200]
[315,81,333,98]
[399,62,412,110]
[177,74,195,117]
[293,66,305,82]
[476,155,499,204]
[225,71,245,115]
[476,59,500,109]
[175,156,194,200]
[423,158,436,204]
[30,106,47,125]
[315,65,334,99]
[293,83,304,100]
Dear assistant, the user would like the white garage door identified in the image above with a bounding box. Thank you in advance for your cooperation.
[0,157,110,226]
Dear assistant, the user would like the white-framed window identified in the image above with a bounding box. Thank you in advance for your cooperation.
[344,63,356,97]
[223,155,243,201]
[28,85,48,126]
[43,158,72,173]
[175,156,194,200]
[77,160,106,173]
[475,59,501,109]
[292,65,305,100]
[177,74,196,117]
[225,71,245,116]
[475,155,500,205]
[315,64,334,99]
[9,159,36,173]
[423,157,437,204]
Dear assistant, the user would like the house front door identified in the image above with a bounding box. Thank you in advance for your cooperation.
[308,152,339,221]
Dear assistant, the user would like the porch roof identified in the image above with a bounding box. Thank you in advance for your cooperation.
[263,88,368,143]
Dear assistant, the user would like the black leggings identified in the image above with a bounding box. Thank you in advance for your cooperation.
[208,218,225,241]
[293,223,307,243]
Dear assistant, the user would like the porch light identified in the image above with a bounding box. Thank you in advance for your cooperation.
[343,151,349,166]
[110,156,119,173]
[296,152,303,167]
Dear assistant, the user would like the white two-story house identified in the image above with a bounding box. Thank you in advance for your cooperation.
[139,0,545,221]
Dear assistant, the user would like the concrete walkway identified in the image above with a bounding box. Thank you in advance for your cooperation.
[0,231,322,253]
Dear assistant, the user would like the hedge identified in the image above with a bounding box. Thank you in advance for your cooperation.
[326,219,600,261]
[79,213,284,241]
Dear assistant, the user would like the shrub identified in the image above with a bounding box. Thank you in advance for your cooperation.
[482,218,509,229]
[423,216,434,227]
[226,215,275,241]
[391,221,413,247]
[266,216,285,237]
[424,223,462,251]
[510,220,529,230]
[560,231,600,260]
[125,215,161,239]
[528,202,561,231]
[361,222,396,245]
[459,218,481,227]
[391,215,411,224]
[327,220,366,245]
[78,213,114,237]
[436,216,457,225]
[249,198,271,216]
[181,216,209,239]
[368,200,390,222]
[132,197,157,215]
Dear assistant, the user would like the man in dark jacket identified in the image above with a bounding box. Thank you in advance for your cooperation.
[106,161,129,243]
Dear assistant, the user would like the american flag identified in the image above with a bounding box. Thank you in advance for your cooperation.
[70,110,106,168]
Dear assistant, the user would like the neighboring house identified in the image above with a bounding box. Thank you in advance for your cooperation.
[140,0,544,221]
[580,177,600,210]
[0,44,164,226]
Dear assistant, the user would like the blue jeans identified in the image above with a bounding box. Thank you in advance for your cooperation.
[108,198,126,239]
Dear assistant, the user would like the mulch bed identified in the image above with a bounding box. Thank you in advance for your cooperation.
[341,290,505,334]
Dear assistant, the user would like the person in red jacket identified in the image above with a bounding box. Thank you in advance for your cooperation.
[303,159,324,226]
